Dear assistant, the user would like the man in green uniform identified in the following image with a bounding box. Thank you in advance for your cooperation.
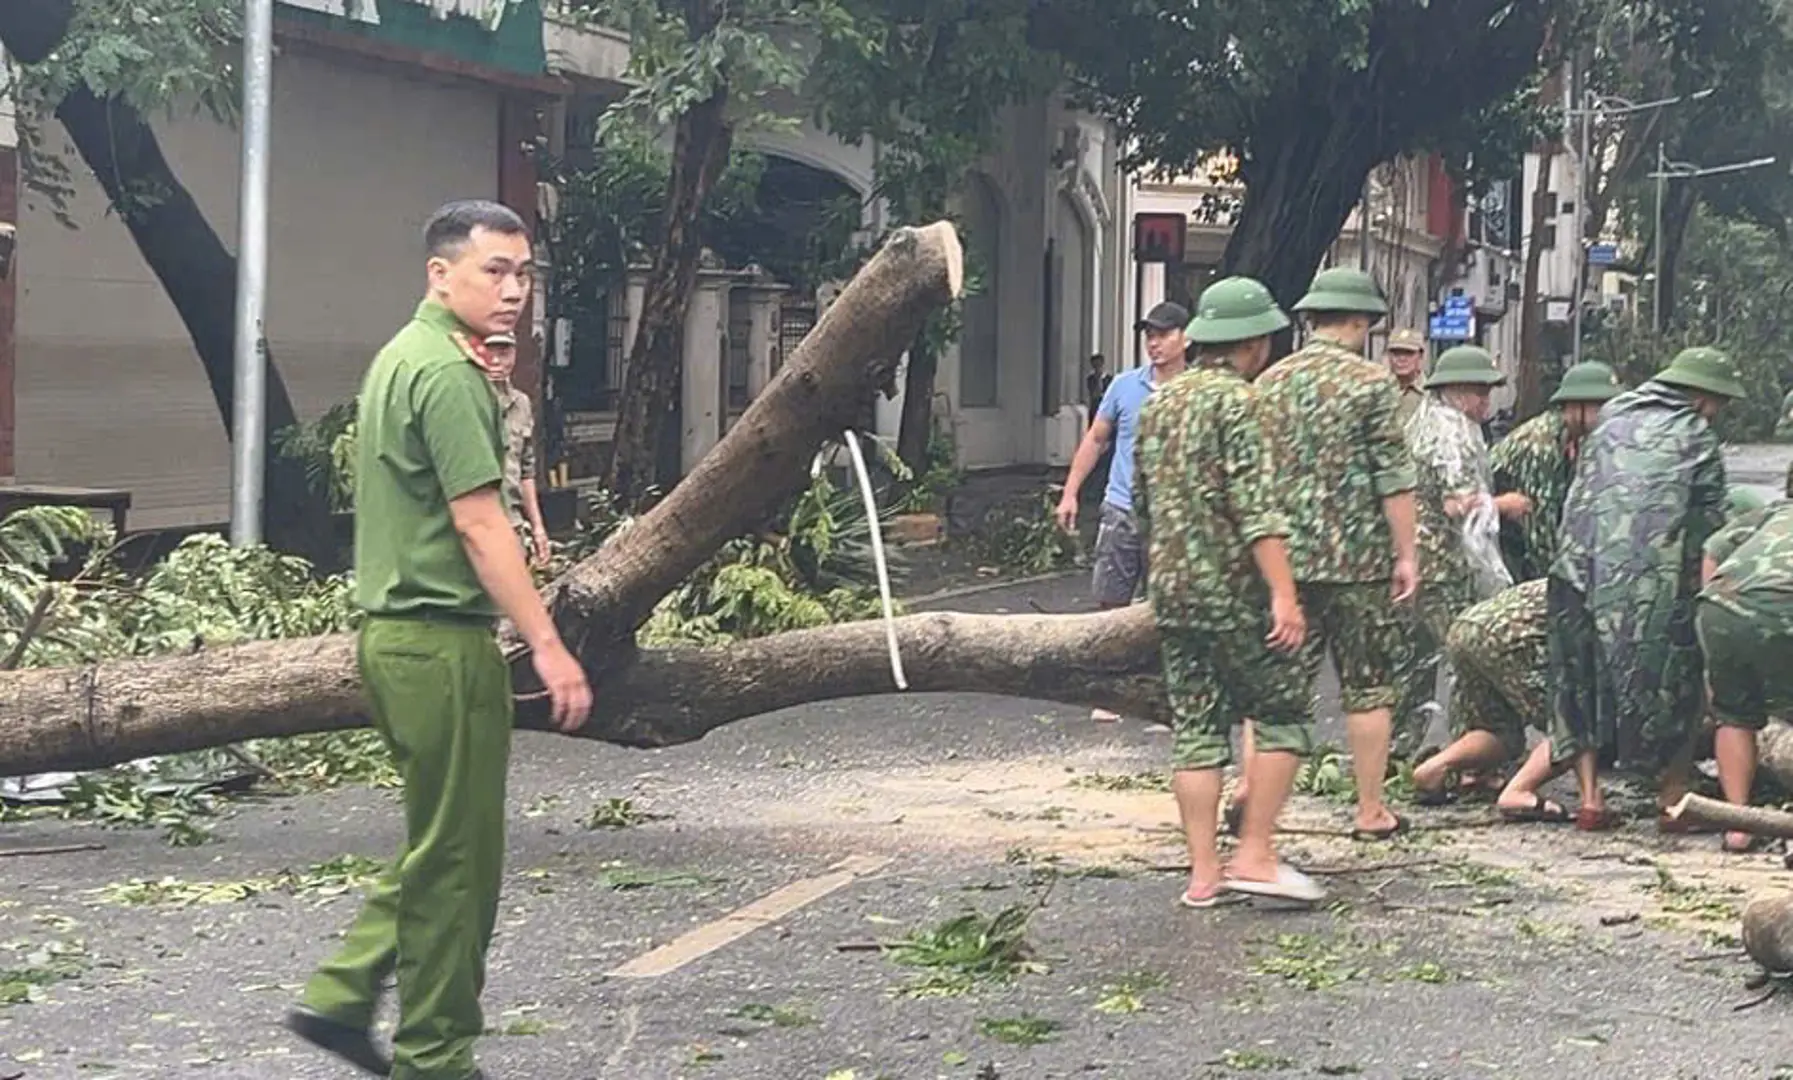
[1255,267,1419,841]
[285,200,593,1080]
[1136,276,1318,906]
[1497,347,1741,832]
[1698,490,1793,852]
[1490,362,1623,582]
[483,333,551,569]
[1392,345,1522,758]
[1383,327,1428,426]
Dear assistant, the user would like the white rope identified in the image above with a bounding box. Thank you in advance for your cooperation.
[841,430,908,690]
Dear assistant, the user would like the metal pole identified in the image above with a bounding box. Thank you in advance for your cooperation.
[230,0,274,547]
[1571,89,1588,366]
[1653,141,1665,335]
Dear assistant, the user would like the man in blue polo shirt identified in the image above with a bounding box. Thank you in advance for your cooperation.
[1058,300,1190,718]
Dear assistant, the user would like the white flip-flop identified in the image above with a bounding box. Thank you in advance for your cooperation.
[1178,885,1245,910]
[1224,864,1327,904]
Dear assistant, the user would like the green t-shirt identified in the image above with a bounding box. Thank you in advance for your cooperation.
[354,300,506,618]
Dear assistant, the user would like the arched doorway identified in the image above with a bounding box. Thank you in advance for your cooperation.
[959,175,1003,409]
[1053,191,1093,415]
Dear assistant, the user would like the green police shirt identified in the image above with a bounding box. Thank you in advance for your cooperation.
[354,300,506,618]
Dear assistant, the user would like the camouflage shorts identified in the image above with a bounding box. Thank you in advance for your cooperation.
[1296,581,1414,714]
[1092,502,1145,608]
[1446,606,1546,761]
[1696,599,1788,732]
[1160,626,1314,771]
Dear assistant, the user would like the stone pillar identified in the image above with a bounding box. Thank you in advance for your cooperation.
[741,281,787,401]
[0,54,17,478]
[680,270,731,469]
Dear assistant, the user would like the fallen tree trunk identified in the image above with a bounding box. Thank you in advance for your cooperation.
[1666,793,1793,840]
[1742,892,1793,974]
[0,605,1161,777]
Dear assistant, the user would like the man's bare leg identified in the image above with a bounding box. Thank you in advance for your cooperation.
[1229,722,1258,809]
[1573,749,1605,818]
[1173,768,1226,898]
[1347,707,1399,833]
[1227,750,1299,881]
[1412,731,1506,796]
[1497,740,1565,815]
[1715,725,1759,851]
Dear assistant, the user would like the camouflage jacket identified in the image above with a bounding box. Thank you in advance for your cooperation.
[1134,361,1290,631]
[1406,393,1494,587]
[1256,338,1417,583]
[1553,379,1727,634]
[1491,409,1574,582]
[1703,501,1793,635]
[1453,576,1548,691]
[496,383,536,531]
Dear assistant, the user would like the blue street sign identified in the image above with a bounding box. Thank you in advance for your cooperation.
[1429,293,1475,342]
[1587,242,1618,267]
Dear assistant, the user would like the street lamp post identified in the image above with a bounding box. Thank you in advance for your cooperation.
[1564,86,1715,366]
[1646,145,1778,332]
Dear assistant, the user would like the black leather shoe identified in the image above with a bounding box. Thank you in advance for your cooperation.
[283,1006,392,1076]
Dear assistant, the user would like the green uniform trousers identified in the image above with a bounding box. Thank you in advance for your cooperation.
[301,616,513,1080]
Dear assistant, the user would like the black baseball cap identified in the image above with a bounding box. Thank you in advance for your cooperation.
[1135,301,1190,332]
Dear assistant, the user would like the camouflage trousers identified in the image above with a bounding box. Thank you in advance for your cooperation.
[1547,576,1704,770]
[1159,625,1314,771]
[1392,576,1478,758]
[1696,599,1791,732]
[1446,591,1548,761]
[1296,582,1414,715]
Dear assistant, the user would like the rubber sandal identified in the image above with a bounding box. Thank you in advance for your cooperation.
[1179,883,1245,910]
[1225,864,1328,904]
[1497,794,1570,824]
[1413,769,1458,807]
[1575,806,1620,832]
[1351,812,1408,842]
[1722,832,1765,854]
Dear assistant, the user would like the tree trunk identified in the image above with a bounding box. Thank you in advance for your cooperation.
[0,220,967,778]
[0,605,1159,776]
[603,0,735,504]
[0,1,333,559]
[1656,183,1698,328]
[1221,115,1375,308]
[895,330,938,474]
[1515,139,1557,419]
[1742,891,1793,974]
[1665,793,1793,839]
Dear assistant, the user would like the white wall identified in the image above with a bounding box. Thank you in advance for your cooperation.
[15,51,500,529]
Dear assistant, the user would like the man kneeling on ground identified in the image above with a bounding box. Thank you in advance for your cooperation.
[1134,276,1319,907]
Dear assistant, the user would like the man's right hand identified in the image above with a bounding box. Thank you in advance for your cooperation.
[532,638,593,733]
[1391,555,1419,604]
[1055,495,1080,534]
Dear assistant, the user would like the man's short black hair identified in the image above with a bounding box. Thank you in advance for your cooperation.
[424,199,529,259]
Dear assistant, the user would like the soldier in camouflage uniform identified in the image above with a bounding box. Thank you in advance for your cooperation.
[1490,362,1624,583]
[1391,345,1520,758]
[1255,267,1419,841]
[483,333,551,569]
[1697,492,1793,852]
[1497,347,1743,831]
[1136,276,1320,907]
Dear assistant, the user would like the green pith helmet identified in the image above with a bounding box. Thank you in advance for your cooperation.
[1185,276,1292,345]
[1423,344,1506,389]
[1727,486,1767,517]
[1549,361,1623,405]
[1655,345,1747,400]
[1292,267,1389,317]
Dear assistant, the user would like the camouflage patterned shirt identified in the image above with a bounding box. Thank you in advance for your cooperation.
[1134,361,1290,631]
[1256,338,1417,583]
[1452,576,1548,698]
[1553,379,1726,622]
[496,383,536,532]
[1490,409,1574,581]
[1703,502,1793,635]
[1406,393,1493,587]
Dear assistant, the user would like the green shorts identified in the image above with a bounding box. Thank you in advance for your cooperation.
[1160,625,1314,771]
[1297,581,1414,713]
[1696,599,1793,732]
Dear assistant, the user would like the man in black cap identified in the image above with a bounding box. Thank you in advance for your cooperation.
[1057,299,1190,719]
